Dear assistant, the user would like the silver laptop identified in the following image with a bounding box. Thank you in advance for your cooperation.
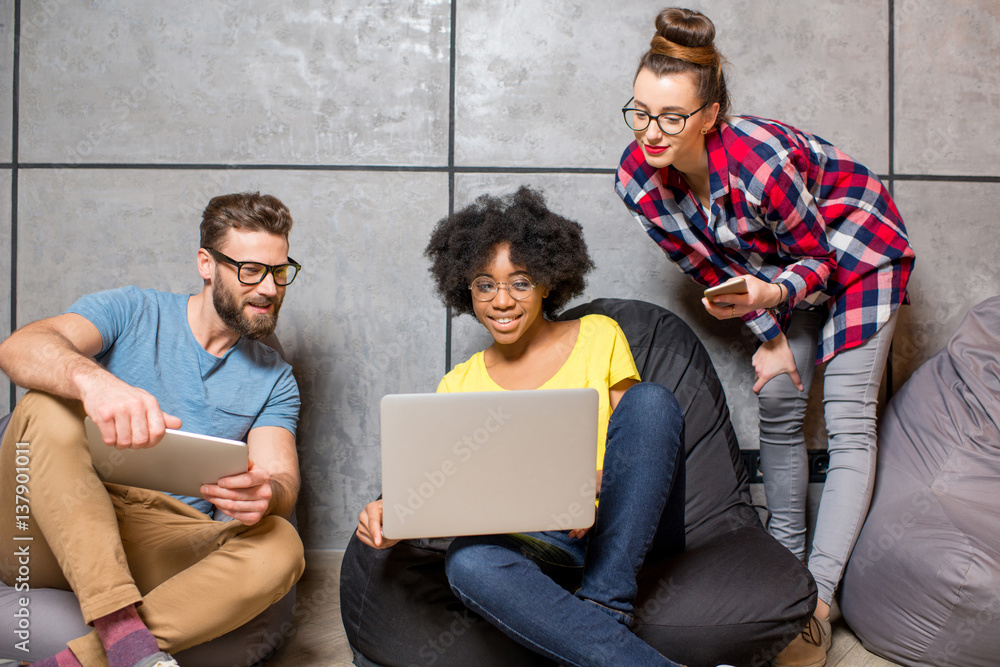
[85,417,248,498]
[380,388,599,539]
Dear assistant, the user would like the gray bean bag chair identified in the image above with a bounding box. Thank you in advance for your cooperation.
[0,408,295,667]
[0,404,296,665]
[840,296,1000,666]
[340,298,817,667]
[0,332,298,665]
[0,577,295,666]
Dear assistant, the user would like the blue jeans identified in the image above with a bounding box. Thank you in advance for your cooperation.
[444,383,686,667]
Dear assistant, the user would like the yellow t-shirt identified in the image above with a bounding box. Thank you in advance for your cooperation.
[436,314,641,470]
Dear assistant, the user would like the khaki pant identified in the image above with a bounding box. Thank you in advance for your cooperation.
[0,391,305,667]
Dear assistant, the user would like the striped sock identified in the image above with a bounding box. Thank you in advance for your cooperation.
[93,605,160,667]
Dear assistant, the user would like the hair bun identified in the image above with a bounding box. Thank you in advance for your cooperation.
[648,8,720,69]
[655,7,715,48]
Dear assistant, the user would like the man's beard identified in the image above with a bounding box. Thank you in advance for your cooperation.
[212,272,283,340]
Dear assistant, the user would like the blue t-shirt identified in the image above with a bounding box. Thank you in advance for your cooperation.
[66,286,300,515]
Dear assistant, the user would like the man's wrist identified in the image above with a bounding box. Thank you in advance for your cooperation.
[268,474,299,519]
[68,356,107,400]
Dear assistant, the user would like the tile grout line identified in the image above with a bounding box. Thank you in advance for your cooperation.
[886,0,895,401]
[8,161,998,182]
[14,163,617,174]
[8,0,20,412]
[887,0,895,194]
[444,0,458,374]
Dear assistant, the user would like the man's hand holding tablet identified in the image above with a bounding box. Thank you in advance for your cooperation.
[85,417,248,499]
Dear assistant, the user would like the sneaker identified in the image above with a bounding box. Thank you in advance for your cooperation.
[132,652,180,667]
[772,615,831,667]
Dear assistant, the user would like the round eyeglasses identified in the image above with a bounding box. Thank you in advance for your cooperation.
[204,247,301,286]
[622,97,708,136]
[469,276,537,301]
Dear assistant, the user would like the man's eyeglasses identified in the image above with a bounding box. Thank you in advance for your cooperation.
[469,276,537,302]
[204,247,301,286]
[622,97,708,136]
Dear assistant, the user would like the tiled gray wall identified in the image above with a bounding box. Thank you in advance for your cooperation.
[5,1,998,549]
[895,0,1000,175]
[455,0,890,172]
[890,181,1000,385]
[19,1,452,165]
[269,171,448,545]
[17,170,205,319]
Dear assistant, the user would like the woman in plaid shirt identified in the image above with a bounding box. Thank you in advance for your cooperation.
[615,8,915,667]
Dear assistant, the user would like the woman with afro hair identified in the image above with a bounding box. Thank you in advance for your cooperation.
[357,186,687,667]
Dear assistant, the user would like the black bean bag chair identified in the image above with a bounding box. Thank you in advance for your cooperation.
[340,298,816,667]
[840,296,1000,666]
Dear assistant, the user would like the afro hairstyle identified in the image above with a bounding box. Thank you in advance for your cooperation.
[424,186,595,318]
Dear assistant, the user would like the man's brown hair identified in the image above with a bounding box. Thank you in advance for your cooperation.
[200,192,293,250]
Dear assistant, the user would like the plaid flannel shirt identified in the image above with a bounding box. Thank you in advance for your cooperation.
[615,115,915,364]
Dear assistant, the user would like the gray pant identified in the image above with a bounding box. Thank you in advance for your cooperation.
[758,308,898,604]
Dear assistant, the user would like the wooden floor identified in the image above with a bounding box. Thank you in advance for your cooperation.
[265,551,901,667]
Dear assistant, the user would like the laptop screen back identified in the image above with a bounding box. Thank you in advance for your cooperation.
[380,388,598,539]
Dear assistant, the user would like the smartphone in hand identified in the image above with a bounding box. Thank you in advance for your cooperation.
[704,277,748,301]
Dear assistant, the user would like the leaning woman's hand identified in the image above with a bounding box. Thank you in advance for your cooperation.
[702,274,784,319]
[751,332,804,394]
[356,499,401,549]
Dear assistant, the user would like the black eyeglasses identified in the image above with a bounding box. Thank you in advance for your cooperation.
[204,247,301,286]
[622,97,708,136]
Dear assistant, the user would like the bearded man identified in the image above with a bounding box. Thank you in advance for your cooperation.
[0,192,304,667]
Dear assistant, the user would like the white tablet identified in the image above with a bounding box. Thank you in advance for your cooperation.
[84,417,248,498]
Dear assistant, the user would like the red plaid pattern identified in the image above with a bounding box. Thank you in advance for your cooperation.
[615,116,915,364]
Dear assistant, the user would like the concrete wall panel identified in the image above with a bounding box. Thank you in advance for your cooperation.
[19,1,451,166]
[896,1,1000,175]
[455,0,889,172]
[891,181,1000,387]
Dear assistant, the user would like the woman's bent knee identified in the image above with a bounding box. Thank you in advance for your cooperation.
[616,382,683,430]
[758,387,808,445]
[621,382,678,410]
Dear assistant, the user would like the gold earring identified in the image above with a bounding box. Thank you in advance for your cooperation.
[701,127,708,135]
